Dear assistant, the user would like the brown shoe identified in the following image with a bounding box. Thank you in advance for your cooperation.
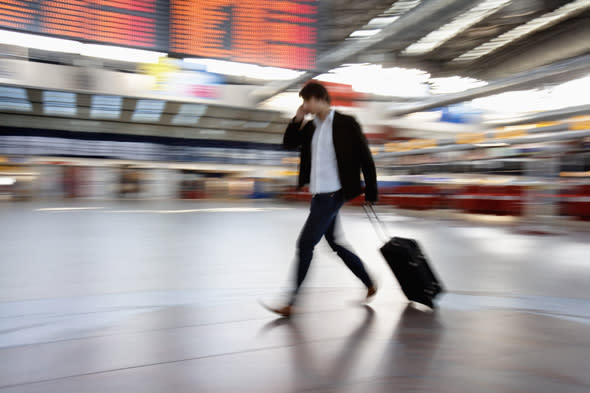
[365,285,377,302]
[267,304,293,318]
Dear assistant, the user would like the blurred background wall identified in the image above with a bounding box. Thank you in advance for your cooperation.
[0,0,588,220]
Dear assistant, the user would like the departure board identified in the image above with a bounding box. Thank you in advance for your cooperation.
[0,1,318,70]
[0,0,169,51]
[170,0,318,70]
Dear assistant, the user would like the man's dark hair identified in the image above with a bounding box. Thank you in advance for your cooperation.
[299,81,331,104]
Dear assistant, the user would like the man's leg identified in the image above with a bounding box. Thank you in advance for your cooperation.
[324,215,374,290]
[290,192,343,305]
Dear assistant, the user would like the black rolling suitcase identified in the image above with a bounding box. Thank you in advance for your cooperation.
[365,205,444,308]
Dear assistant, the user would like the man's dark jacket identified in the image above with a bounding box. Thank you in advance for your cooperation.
[283,111,378,202]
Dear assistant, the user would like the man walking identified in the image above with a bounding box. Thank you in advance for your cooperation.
[270,81,378,317]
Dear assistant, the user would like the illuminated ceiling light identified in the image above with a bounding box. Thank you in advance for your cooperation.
[403,0,512,55]
[0,29,81,53]
[429,76,488,94]
[385,0,422,14]
[453,0,589,63]
[80,44,164,63]
[0,177,16,186]
[317,64,431,97]
[90,95,122,119]
[131,100,165,122]
[347,1,421,41]
[536,75,590,110]
[367,16,399,27]
[43,91,77,116]
[349,29,382,38]
[184,58,304,80]
[0,29,164,63]
[260,92,301,112]
[472,89,548,114]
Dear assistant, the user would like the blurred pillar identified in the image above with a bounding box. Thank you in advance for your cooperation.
[524,156,560,220]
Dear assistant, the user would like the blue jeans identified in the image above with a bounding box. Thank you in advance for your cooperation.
[290,190,374,305]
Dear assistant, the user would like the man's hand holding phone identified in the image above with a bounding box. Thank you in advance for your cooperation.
[294,104,309,123]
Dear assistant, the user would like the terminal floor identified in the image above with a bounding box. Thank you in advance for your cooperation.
[1,200,589,393]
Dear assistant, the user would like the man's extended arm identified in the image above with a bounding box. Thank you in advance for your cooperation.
[354,119,378,203]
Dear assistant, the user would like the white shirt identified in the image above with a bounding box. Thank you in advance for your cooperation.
[310,110,342,194]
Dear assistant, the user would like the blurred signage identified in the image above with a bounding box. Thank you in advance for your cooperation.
[0,0,169,51]
[494,127,528,139]
[456,132,486,144]
[170,0,318,69]
[385,139,437,152]
[1,1,318,69]
[140,57,224,98]
[570,116,590,130]
[439,103,481,124]
[316,81,365,107]
[397,155,433,165]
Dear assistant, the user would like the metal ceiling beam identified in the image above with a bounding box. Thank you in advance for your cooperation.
[471,19,590,81]
[251,0,477,104]
[389,55,590,117]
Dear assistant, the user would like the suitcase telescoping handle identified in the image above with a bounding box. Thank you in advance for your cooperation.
[363,203,390,242]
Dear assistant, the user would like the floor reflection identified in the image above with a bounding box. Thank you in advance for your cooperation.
[373,305,444,392]
[261,305,375,392]
[260,304,445,392]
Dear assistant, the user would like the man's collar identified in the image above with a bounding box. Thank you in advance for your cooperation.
[313,109,335,127]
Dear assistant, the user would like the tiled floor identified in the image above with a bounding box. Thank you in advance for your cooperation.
[1,200,589,392]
